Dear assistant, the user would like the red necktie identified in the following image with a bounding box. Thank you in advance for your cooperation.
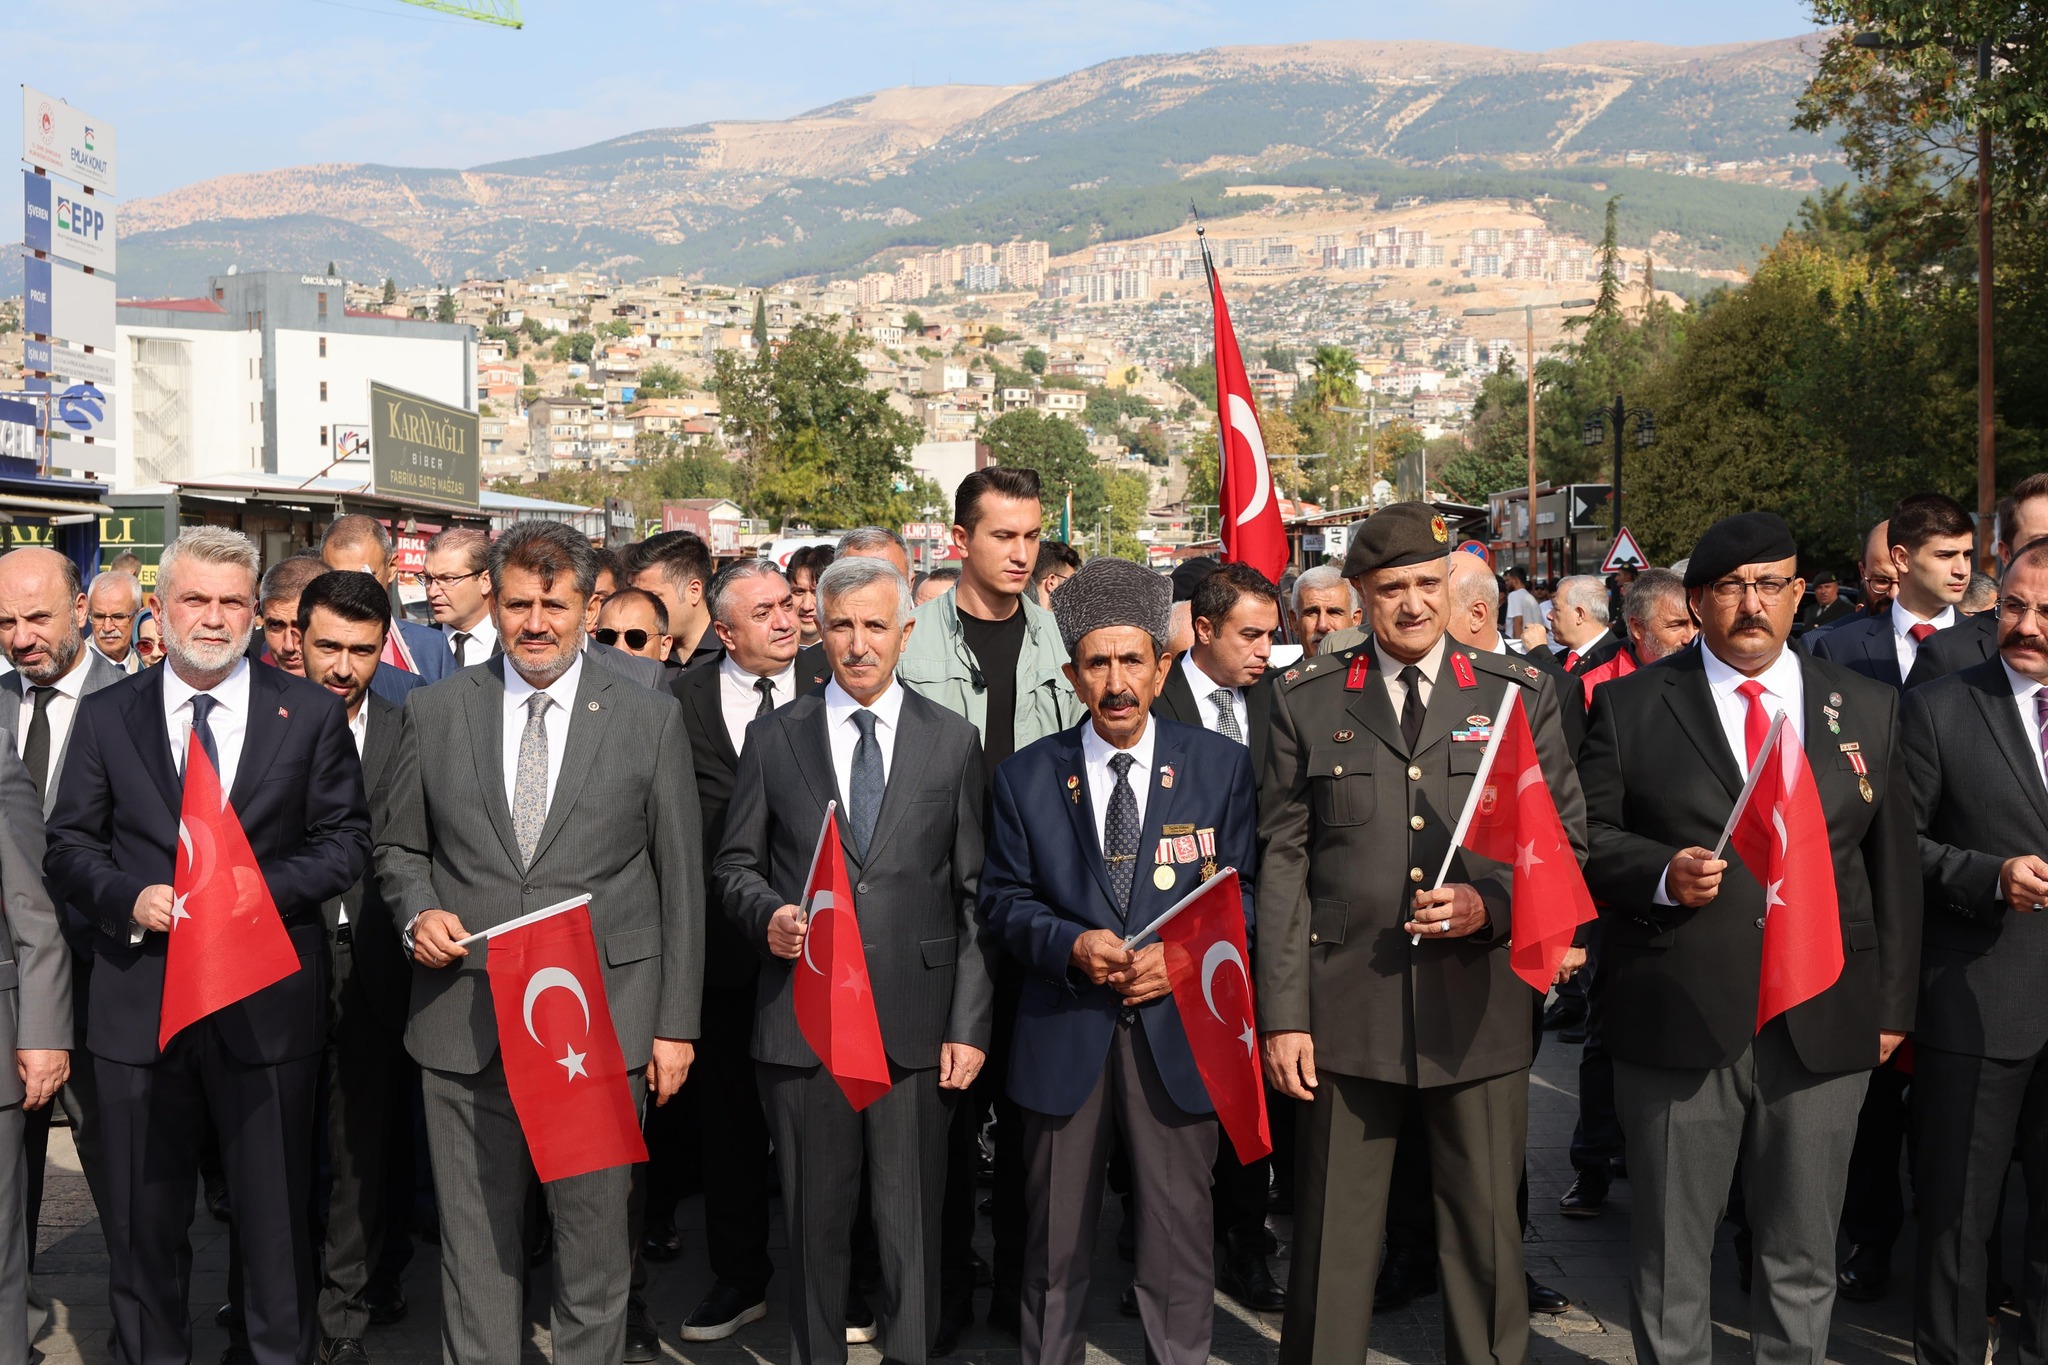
[1736,679,1771,767]
[1909,623,1937,644]
[1564,651,1581,671]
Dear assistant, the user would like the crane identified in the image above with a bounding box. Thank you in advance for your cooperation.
[397,0,522,27]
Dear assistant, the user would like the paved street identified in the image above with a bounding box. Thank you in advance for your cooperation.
[27,1032,1939,1364]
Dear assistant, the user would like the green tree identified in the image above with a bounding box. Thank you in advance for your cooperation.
[983,325,1011,347]
[521,363,538,386]
[981,410,1106,531]
[551,332,597,365]
[435,289,456,324]
[1306,345,1361,413]
[903,310,925,333]
[1022,346,1047,375]
[1259,345,1299,373]
[381,278,397,306]
[637,362,686,399]
[326,260,336,277]
[752,296,769,349]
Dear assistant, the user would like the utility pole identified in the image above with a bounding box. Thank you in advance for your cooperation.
[1977,36,1996,569]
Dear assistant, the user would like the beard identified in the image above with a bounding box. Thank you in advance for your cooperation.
[164,622,253,677]
[15,631,81,685]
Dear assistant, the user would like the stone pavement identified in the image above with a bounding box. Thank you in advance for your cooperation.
[26,1032,1948,1364]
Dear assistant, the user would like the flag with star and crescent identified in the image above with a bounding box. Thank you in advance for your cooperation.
[486,900,648,1181]
[796,805,892,1112]
[159,729,300,1050]
[1154,867,1270,1161]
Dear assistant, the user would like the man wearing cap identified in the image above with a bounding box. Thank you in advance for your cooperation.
[1576,511,1920,1365]
[982,555,1259,1365]
[1258,503,1585,1365]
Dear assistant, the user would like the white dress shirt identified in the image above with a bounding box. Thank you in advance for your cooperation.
[1080,714,1157,847]
[1375,634,1447,715]
[90,642,140,676]
[1179,651,1246,743]
[1890,599,1956,678]
[347,701,369,760]
[1562,628,1611,669]
[823,677,903,807]
[720,654,798,757]
[14,649,94,766]
[162,658,252,790]
[501,651,584,814]
[2006,660,2048,789]
[445,616,499,666]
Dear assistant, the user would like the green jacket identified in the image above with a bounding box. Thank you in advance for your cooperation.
[898,588,1082,751]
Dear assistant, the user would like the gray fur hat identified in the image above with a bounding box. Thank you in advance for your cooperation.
[1052,556,1171,658]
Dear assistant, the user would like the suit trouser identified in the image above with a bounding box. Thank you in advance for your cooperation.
[98,1019,322,1365]
[1912,1041,2048,1365]
[759,1058,950,1365]
[1569,921,1624,1174]
[1613,1022,1868,1365]
[1281,1066,1529,1365]
[1021,1016,1218,1365]
[0,1104,27,1364]
[692,986,774,1292]
[420,1055,640,1365]
[942,963,1027,1310]
[25,953,108,1265]
[1841,1058,1910,1252]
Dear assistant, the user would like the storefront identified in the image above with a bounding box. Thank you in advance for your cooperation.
[0,459,115,585]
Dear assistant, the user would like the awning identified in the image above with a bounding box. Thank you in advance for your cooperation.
[0,492,116,522]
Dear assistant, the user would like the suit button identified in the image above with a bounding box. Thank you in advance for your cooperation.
[1332,765,1343,776]
[857,882,870,895]
[1407,765,1423,781]
[1409,867,1424,883]
[1410,815,1425,831]
[522,884,534,894]
[1309,932,1320,944]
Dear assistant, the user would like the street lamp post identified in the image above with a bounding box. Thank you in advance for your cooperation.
[1580,394,1656,542]
[1463,299,1596,575]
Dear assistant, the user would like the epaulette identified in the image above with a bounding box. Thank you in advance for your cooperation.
[1277,648,1350,691]
[1468,647,1545,688]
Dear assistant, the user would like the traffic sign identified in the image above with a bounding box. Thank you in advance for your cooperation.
[1455,539,1490,563]
[1601,527,1648,573]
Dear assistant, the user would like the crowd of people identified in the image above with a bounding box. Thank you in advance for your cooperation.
[0,468,2039,1365]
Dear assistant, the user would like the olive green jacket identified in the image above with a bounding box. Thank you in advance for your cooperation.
[897,588,1082,754]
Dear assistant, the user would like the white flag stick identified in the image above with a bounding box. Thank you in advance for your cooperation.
[1710,710,1787,861]
[801,800,840,917]
[1123,866,1237,951]
[1413,696,1519,945]
[453,892,593,949]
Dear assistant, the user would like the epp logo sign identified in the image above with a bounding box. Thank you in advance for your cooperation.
[56,196,106,242]
[22,171,115,271]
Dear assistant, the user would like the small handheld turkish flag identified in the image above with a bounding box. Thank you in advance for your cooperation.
[1201,233,1288,583]
[796,804,892,1111]
[160,738,299,1050]
[1146,868,1271,1161]
[486,899,648,1182]
[1724,714,1844,1029]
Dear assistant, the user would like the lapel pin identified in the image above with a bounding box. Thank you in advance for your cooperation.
[1333,729,1354,742]
[1161,765,1175,789]
[1829,692,1843,707]
[587,700,601,712]
[276,707,289,719]
[1066,774,1080,804]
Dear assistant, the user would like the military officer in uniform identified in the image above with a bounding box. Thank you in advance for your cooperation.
[1257,502,1587,1365]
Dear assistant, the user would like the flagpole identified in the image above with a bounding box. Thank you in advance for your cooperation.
[1416,692,1520,944]
[803,800,840,918]
[1710,711,1787,860]
[1123,866,1236,951]
[452,892,594,949]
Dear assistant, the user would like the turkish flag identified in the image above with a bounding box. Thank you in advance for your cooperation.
[1727,721,1844,1029]
[486,902,648,1182]
[796,808,892,1111]
[380,627,419,675]
[1157,869,1270,1161]
[1203,243,1288,582]
[1457,693,1597,993]
[160,740,299,1050]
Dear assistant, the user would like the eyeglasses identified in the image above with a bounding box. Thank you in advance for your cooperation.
[1705,576,1797,604]
[593,628,654,651]
[89,611,136,626]
[419,571,483,589]
[135,638,162,656]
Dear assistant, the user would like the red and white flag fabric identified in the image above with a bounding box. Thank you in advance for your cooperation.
[161,739,299,1050]
[1202,235,1288,583]
[1724,716,1844,1029]
[796,806,892,1111]
[380,627,419,675]
[485,899,648,1182]
[1152,868,1271,1161]
[1452,693,1598,992]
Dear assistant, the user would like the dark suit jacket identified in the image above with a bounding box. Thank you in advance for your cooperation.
[1151,655,1274,776]
[984,718,1258,1117]
[1807,611,1915,690]
[714,686,993,1071]
[328,692,409,1032]
[395,619,452,683]
[44,662,372,1067]
[1907,611,1997,690]
[367,662,426,709]
[673,656,828,993]
[1578,647,1922,1074]
[1563,632,1624,677]
[1902,659,2048,1060]
[1521,642,1589,753]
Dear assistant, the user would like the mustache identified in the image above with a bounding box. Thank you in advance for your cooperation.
[1730,613,1774,633]
[2003,631,2048,653]
[1099,690,1140,710]
[838,651,879,669]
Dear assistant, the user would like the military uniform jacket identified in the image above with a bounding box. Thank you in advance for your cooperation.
[1255,637,1586,1087]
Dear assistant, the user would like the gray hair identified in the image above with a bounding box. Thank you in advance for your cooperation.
[1557,574,1611,625]
[816,554,912,628]
[837,526,910,560]
[158,526,261,597]
[1623,567,1686,627]
[1290,563,1361,615]
[706,558,789,627]
[1962,571,1999,615]
[87,569,143,610]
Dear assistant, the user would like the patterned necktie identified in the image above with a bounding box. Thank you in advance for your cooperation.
[754,676,777,718]
[2034,693,2048,784]
[1735,679,1771,767]
[1104,752,1139,916]
[1209,688,1245,745]
[21,685,57,802]
[452,631,471,668]
[512,692,552,865]
[848,709,883,861]
[187,693,221,777]
[1398,665,1425,751]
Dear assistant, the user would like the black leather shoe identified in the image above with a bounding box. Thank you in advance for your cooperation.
[365,1286,407,1326]
[1558,1170,1609,1218]
[1837,1243,1891,1302]
[679,1281,768,1342]
[206,1176,233,1223]
[1527,1275,1570,1314]
[1559,1023,1588,1044]
[1218,1228,1286,1312]
[214,1302,242,1331]
[1542,998,1586,1031]
[219,1349,256,1365]
[323,1339,370,1365]
[1373,1247,1438,1312]
[986,1295,1021,1337]
[640,1223,682,1262]
[1119,1284,1139,1318]
[623,1317,659,1363]
[933,1297,972,1356]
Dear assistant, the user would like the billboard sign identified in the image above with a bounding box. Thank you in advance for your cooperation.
[22,86,115,195]
[45,435,114,476]
[24,255,116,351]
[24,338,115,387]
[23,170,115,273]
[49,381,112,439]
[369,382,479,511]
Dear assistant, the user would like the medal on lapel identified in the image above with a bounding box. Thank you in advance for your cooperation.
[1066,775,1080,805]
[1845,747,1872,802]
[1153,865,1176,890]
[1198,828,1218,880]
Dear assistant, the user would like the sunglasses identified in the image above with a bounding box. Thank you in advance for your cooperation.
[136,638,162,656]
[592,628,655,651]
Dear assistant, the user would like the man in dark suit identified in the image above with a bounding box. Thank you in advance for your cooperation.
[45,525,372,1365]
[669,560,828,1343]
[317,515,452,683]
[1812,493,1973,691]
[1901,541,2048,1365]
[378,520,703,1365]
[1804,572,1856,629]
[717,553,991,1365]
[983,555,1258,1365]
[297,572,414,1365]
[1577,511,1921,1365]
[630,531,722,668]
[1148,560,1284,1314]
[258,553,424,710]
[420,527,497,667]
[1550,574,1626,678]
[1912,474,2048,687]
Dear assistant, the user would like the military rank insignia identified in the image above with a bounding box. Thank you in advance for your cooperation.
[1449,652,1477,689]
[1346,655,1370,691]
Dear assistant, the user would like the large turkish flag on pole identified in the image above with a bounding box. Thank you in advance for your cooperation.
[160,741,299,1050]
[485,898,648,1182]
[1202,233,1288,582]
[1725,716,1844,1029]
[796,805,892,1111]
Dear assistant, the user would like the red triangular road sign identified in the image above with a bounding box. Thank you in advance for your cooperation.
[1601,527,1648,573]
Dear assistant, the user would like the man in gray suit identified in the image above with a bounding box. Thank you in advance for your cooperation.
[377,519,704,1365]
[716,554,993,1365]
[0,737,71,1361]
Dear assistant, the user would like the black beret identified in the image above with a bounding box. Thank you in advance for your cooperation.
[1810,569,1838,586]
[1341,502,1452,578]
[1170,555,1220,603]
[1683,512,1798,588]
[1053,556,1172,657]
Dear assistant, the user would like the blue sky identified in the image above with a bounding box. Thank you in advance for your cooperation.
[6,0,1819,217]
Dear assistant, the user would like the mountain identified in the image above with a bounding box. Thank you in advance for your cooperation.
[104,35,1835,296]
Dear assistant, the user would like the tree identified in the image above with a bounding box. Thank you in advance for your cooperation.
[381,278,397,306]
[752,296,769,349]
[981,410,1105,532]
[903,310,925,333]
[551,332,597,365]
[435,289,456,324]
[1306,346,1362,413]
[600,320,634,339]
[1260,345,1298,374]
[983,325,1011,347]
[325,260,337,277]
[637,363,686,399]
[521,363,538,386]
[1021,346,1047,375]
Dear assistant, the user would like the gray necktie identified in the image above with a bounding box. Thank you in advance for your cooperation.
[1105,752,1139,916]
[1209,687,1244,745]
[849,709,883,861]
[512,692,552,865]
